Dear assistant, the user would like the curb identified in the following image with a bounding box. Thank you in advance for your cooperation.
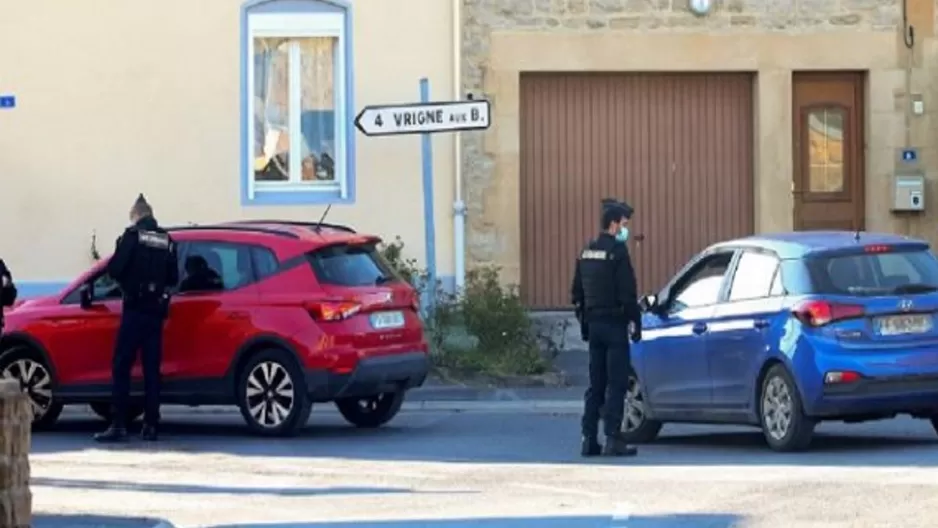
[402,400,581,413]
[62,400,584,418]
[151,523,176,528]
[159,399,583,415]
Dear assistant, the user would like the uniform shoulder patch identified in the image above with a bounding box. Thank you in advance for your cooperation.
[580,249,609,260]
[138,230,170,249]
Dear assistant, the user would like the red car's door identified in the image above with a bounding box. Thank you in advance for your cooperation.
[163,240,261,385]
[45,274,123,386]
[164,292,257,380]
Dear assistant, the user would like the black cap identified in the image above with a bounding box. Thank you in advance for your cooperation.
[134,193,148,208]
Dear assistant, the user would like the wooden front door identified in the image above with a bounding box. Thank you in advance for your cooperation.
[792,72,865,231]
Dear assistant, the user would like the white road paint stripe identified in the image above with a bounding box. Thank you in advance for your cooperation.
[609,501,634,527]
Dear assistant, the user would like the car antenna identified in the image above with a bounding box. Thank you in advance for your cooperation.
[313,204,333,234]
[854,229,861,242]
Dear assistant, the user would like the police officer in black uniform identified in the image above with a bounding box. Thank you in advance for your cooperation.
[571,200,642,457]
[95,194,179,443]
[0,259,17,331]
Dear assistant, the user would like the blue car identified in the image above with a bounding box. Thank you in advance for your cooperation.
[625,231,938,451]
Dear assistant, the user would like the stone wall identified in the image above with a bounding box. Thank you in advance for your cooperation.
[460,0,906,273]
[0,379,32,527]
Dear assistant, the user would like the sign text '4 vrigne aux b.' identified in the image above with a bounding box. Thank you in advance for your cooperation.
[354,99,491,137]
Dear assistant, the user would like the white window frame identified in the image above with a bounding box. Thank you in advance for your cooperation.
[246,12,348,200]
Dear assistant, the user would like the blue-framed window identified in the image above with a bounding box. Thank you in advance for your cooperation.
[241,0,355,206]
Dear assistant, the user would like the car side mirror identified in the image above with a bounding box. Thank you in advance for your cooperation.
[639,294,658,313]
[79,284,93,309]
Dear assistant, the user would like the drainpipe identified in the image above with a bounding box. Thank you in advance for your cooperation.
[452,0,466,291]
[900,2,915,236]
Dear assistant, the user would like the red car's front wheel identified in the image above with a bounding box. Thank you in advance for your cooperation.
[0,346,63,430]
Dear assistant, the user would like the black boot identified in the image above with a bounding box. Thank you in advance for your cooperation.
[94,424,128,443]
[581,436,602,457]
[140,423,158,441]
[601,434,638,457]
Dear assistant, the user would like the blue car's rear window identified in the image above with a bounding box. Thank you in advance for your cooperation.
[805,249,938,296]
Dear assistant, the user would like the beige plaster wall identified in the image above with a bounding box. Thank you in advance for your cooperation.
[0,0,455,283]
[462,0,938,286]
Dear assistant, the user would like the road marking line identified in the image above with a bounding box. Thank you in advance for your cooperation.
[610,501,634,527]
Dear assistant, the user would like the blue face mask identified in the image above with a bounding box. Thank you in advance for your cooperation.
[616,226,630,242]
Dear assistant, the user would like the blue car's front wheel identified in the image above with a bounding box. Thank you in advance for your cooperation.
[759,364,815,452]
[619,369,662,444]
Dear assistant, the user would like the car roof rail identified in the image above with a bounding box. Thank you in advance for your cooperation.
[164,224,301,239]
[226,219,357,233]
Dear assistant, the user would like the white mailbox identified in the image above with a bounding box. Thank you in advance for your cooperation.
[893,173,925,212]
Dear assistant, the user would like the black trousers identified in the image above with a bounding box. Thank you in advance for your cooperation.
[111,309,164,426]
[581,319,631,438]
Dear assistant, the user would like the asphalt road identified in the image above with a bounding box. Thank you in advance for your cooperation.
[30,407,938,528]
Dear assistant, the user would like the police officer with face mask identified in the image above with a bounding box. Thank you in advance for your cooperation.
[571,200,642,457]
[95,194,179,443]
[575,198,635,341]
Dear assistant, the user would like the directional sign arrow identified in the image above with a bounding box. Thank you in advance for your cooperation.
[354,99,491,137]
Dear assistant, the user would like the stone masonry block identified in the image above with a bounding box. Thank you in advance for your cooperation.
[0,379,31,528]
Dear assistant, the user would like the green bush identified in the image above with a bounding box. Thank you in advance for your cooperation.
[377,236,423,287]
[376,238,548,378]
[439,266,547,376]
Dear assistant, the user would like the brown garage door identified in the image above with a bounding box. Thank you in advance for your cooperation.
[519,72,755,310]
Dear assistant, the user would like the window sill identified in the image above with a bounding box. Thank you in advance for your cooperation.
[242,187,352,206]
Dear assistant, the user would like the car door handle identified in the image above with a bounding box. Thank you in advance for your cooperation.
[754,319,770,329]
[692,322,708,335]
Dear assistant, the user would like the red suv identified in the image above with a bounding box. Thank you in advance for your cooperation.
[0,220,429,436]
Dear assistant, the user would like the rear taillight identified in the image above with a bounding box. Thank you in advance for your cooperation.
[792,300,865,327]
[863,244,891,253]
[305,301,362,321]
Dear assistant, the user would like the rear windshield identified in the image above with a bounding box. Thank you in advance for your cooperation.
[307,243,398,287]
[805,249,938,296]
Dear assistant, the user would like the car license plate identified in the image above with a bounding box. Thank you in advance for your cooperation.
[874,314,933,336]
[370,310,405,330]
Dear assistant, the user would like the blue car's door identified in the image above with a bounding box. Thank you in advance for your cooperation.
[642,249,737,409]
[708,249,786,409]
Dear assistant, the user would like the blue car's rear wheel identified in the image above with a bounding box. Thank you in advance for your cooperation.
[759,364,815,452]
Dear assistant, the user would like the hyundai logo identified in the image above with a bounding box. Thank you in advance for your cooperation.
[899,299,913,312]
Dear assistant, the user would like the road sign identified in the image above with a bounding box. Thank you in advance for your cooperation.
[0,95,15,109]
[354,99,491,137]
[901,148,918,163]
